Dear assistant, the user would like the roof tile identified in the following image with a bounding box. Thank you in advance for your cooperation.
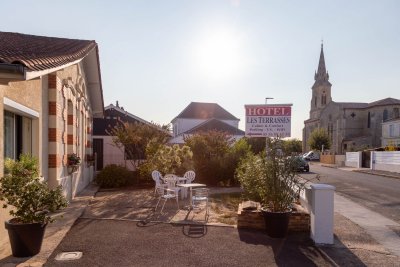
[0,31,97,71]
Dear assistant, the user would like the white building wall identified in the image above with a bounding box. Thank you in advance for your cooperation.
[382,119,400,147]
[98,135,136,171]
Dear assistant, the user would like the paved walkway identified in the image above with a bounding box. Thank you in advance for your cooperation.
[335,193,400,257]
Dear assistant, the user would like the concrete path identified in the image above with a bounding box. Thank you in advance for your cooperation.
[335,193,400,257]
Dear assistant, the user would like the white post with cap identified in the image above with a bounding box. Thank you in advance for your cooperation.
[310,184,335,244]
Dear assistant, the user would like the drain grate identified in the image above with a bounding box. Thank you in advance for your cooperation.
[55,251,83,261]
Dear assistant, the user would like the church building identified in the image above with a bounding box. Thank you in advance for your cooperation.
[303,44,400,154]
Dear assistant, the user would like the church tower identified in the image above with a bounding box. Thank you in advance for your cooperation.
[309,43,332,119]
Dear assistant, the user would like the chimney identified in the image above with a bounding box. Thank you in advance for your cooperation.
[116,101,119,108]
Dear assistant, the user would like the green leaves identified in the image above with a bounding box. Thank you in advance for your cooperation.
[235,138,307,212]
[308,128,331,151]
[0,155,68,224]
[140,144,194,176]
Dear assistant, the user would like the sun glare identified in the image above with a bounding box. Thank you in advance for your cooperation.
[194,29,244,80]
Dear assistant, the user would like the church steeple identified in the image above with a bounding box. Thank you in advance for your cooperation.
[314,43,329,83]
[309,42,333,119]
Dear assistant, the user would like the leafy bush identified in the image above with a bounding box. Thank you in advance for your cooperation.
[236,138,312,212]
[140,143,194,177]
[95,164,131,188]
[0,155,68,224]
[185,131,251,186]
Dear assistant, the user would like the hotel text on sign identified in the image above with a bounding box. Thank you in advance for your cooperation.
[245,104,292,137]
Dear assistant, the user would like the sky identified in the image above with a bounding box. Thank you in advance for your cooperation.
[2,0,400,139]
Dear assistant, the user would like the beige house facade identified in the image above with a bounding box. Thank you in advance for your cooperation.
[0,31,104,246]
[382,118,400,147]
[303,44,400,154]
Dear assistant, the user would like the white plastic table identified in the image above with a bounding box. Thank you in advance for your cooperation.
[177,183,206,209]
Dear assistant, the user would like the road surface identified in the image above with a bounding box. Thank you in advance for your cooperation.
[301,164,400,223]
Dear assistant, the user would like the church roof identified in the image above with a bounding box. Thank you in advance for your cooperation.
[172,102,239,121]
[367,97,400,108]
[0,31,97,71]
[336,98,400,109]
[336,102,368,109]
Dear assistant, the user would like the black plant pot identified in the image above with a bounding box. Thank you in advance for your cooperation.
[5,221,47,257]
[261,209,291,238]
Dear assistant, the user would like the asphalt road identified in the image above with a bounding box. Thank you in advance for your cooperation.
[44,219,331,267]
[301,164,400,223]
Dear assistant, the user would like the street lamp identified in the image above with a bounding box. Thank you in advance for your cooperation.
[265,97,274,104]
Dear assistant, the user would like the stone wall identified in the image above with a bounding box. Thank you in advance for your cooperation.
[237,202,310,232]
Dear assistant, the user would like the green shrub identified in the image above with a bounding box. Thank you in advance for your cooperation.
[140,143,194,177]
[95,164,131,188]
[0,155,68,224]
[185,131,251,186]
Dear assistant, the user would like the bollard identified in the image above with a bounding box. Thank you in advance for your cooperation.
[310,184,335,244]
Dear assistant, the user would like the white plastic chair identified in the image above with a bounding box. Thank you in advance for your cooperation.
[192,188,209,216]
[155,174,180,213]
[151,170,167,195]
[181,170,196,198]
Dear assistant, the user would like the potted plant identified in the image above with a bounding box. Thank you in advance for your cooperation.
[236,138,311,238]
[67,153,81,173]
[0,155,68,257]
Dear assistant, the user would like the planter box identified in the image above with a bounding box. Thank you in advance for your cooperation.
[237,202,310,232]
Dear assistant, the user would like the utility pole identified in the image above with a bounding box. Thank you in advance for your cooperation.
[265,97,273,156]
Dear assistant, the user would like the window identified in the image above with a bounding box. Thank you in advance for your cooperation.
[314,97,317,107]
[321,94,327,105]
[383,109,388,122]
[389,125,395,137]
[4,111,32,159]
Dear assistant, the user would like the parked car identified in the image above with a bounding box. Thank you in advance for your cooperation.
[291,156,310,172]
[302,151,320,161]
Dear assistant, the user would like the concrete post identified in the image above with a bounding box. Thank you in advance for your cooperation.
[371,151,375,170]
[358,151,362,168]
[310,184,335,244]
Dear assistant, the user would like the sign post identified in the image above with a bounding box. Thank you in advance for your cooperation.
[245,104,293,138]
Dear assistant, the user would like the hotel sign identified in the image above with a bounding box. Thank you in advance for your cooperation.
[245,104,292,137]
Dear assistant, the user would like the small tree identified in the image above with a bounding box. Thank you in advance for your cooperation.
[282,138,302,155]
[140,143,194,176]
[107,121,170,170]
[243,137,266,155]
[308,128,331,151]
[185,130,244,185]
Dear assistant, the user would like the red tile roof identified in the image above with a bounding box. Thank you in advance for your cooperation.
[0,31,97,71]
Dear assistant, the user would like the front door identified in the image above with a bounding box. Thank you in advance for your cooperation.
[93,138,104,170]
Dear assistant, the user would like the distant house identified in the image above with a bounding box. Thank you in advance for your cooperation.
[0,31,103,245]
[93,102,169,170]
[170,102,244,144]
[382,117,400,148]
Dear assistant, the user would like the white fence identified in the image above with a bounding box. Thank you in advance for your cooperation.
[371,151,400,172]
[345,152,361,168]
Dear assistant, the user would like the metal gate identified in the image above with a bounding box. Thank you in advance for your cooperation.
[93,138,104,170]
[361,151,371,168]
